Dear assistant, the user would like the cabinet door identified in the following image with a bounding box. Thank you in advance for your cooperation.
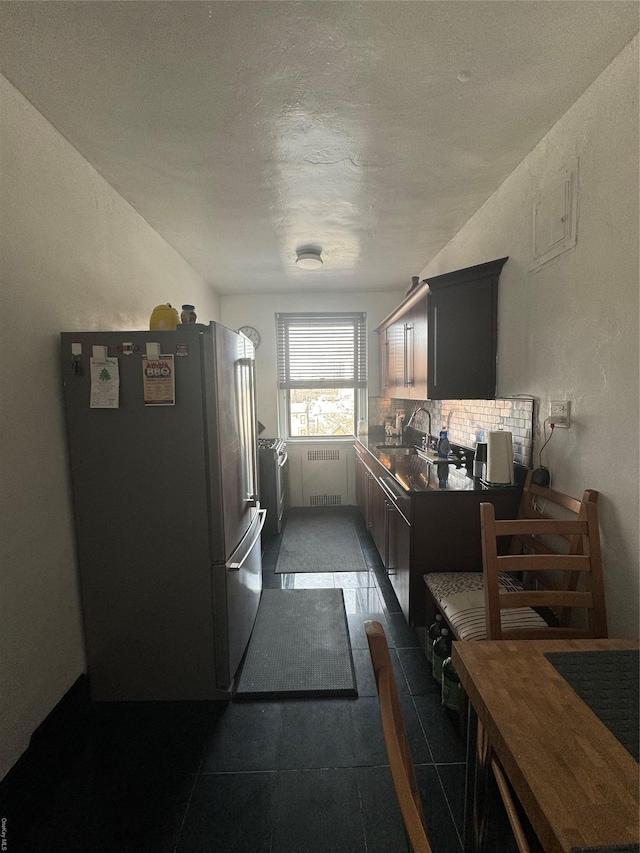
[356,446,389,561]
[382,297,428,401]
[378,324,400,399]
[377,287,428,401]
[386,503,411,622]
[355,449,367,518]
[427,258,506,400]
[369,476,387,560]
[378,329,390,397]
[405,296,428,400]
[429,280,494,399]
[389,320,405,398]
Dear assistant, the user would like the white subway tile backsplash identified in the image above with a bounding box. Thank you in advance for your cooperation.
[370,396,535,467]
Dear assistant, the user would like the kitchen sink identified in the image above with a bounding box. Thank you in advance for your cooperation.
[376,444,418,455]
[417,448,459,465]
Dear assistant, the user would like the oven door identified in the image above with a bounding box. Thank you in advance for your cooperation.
[275,451,288,529]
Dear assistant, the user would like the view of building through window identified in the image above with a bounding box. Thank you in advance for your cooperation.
[288,389,355,437]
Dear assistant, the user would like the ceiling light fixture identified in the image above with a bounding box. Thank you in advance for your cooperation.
[296,248,323,270]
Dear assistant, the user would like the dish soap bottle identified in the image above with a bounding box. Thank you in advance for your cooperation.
[437,427,450,458]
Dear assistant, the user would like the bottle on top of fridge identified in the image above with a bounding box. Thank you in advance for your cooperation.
[181,304,197,324]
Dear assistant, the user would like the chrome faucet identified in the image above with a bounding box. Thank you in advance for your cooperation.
[407,405,432,444]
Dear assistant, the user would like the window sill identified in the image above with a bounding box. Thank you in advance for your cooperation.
[284,436,357,444]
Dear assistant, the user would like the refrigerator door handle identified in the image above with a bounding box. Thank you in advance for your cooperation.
[237,355,259,506]
[227,509,266,571]
[246,358,259,502]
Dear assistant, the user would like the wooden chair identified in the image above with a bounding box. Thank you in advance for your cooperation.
[365,620,433,853]
[480,494,608,640]
[424,471,607,642]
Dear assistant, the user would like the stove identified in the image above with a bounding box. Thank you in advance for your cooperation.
[258,437,285,453]
[257,438,288,536]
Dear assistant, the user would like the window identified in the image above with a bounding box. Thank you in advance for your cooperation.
[276,312,367,438]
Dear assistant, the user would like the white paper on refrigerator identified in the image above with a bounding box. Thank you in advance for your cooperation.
[142,354,176,406]
[90,357,120,408]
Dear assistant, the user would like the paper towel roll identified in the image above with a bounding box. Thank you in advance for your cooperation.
[486,431,514,484]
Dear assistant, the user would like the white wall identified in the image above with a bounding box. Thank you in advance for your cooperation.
[419,38,639,638]
[220,291,400,437]
[0,77,220,780]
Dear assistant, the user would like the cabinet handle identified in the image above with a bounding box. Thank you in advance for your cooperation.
[403,323,414,387]
[403,324,408,387]
[385,500,398,574]
[366,472,375,530]
[384,502,389,569]
[384,501,391,572]
[384,339,389,390]
[433,306,438,387]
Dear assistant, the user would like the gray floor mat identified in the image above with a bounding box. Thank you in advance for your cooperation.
[275,511,367,573]
[234,589,357,698]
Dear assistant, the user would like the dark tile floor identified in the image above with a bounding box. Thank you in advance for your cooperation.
[0,506,517,853]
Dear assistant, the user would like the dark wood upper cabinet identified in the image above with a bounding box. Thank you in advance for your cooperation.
[377,293,428,400]
[427,257,507,400]
[377,257,507,401]
[378,327,390,397]
[403,295,428,400]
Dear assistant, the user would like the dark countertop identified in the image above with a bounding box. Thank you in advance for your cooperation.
[356,431,525,495]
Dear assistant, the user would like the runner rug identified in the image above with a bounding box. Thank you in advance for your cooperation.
[275,508,367,573]
[234,589,357,699]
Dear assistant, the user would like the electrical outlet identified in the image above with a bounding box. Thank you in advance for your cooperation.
[549,400,571,428]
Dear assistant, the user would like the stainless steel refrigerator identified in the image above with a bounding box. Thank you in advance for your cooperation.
[60,322,264,700]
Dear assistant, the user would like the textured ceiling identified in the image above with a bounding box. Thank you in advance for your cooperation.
[1,1,638,294]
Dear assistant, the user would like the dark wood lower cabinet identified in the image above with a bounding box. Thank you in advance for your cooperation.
[369,472,386,559]
[355,440,522,627]
[356,442,412,620]
[386,500,411,621]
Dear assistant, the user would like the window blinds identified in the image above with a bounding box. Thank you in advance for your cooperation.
[276,312,367,389]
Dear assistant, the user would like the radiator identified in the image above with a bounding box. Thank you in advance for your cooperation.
[301,446,348,507]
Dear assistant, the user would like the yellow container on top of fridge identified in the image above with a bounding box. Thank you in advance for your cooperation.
[149,304,180,331]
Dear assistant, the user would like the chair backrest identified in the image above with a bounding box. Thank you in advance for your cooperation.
[480,479,608,639]
[365,621,433,853]
[513,472,601,629]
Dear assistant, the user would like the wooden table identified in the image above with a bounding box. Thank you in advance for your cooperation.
[453,639,640,853]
